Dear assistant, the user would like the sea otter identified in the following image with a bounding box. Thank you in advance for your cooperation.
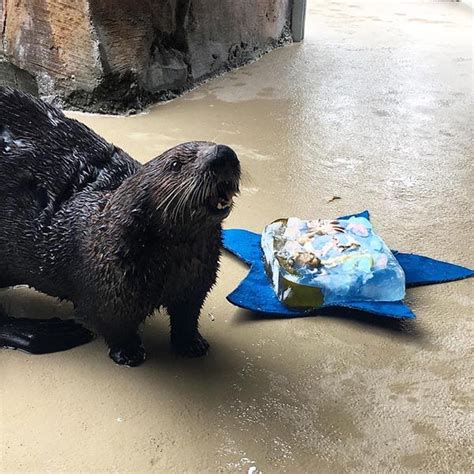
[0,87,240,366]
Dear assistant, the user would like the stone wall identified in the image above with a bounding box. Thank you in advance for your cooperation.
[1,0,293,113]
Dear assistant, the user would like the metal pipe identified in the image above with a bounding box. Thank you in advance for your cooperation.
[291,0,307,42]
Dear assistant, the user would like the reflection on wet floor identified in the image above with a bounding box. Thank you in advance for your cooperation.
[2,0,473,471]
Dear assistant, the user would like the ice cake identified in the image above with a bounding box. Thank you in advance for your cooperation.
[261,216,405,309]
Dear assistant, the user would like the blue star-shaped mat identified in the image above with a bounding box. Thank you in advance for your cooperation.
[223,211,473,319]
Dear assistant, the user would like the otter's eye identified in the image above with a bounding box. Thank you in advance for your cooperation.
[171,161,182,172]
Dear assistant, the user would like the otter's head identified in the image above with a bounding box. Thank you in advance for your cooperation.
[144,141,240,227]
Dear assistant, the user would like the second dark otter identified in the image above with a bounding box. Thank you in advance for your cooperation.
[0,87,240,366]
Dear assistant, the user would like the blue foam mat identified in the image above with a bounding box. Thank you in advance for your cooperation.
[223,211,473,319]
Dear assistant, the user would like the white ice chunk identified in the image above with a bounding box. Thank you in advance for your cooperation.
[261,216,405,309]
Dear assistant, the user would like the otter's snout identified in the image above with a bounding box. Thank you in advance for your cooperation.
[200,143,240,217]
[207,144,240,180]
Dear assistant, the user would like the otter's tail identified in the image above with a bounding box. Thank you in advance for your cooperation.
[0,308,94,354]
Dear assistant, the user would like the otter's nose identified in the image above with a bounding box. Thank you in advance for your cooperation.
[208,144,239,173]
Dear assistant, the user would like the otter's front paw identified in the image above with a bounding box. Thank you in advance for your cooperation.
[172,333,209,358]
[109,342,146,367]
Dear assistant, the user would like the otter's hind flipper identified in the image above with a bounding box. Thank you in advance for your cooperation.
[0,316,95,354]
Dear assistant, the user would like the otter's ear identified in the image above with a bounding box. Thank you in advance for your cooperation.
[104,179,156,262]
[103,175,152,233]
[122,182,154,232]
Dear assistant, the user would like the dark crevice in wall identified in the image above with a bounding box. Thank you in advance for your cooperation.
[174,0,193,53]
[2,0,293,114]
[0,61,38,94]
[1,0,8,52]
[62,21,292,115]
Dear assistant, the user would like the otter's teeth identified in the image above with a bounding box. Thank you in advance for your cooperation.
[217,199,232,210]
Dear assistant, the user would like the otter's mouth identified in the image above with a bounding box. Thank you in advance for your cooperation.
[206,181,238,216]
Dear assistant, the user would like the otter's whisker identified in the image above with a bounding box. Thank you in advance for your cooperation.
[195,174,208,208]
[173,175,199,223]
[159,178,192,220]
[174,178,196,223]
[240,167,253,187]
[169,179,195,221]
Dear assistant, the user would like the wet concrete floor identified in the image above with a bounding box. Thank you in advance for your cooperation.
[1,0,473,472]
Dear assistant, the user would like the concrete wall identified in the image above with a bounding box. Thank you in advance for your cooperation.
[1,0,293,113]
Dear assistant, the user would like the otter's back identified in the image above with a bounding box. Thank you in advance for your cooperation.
[0,88,142,287]
[0,88,141,194]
